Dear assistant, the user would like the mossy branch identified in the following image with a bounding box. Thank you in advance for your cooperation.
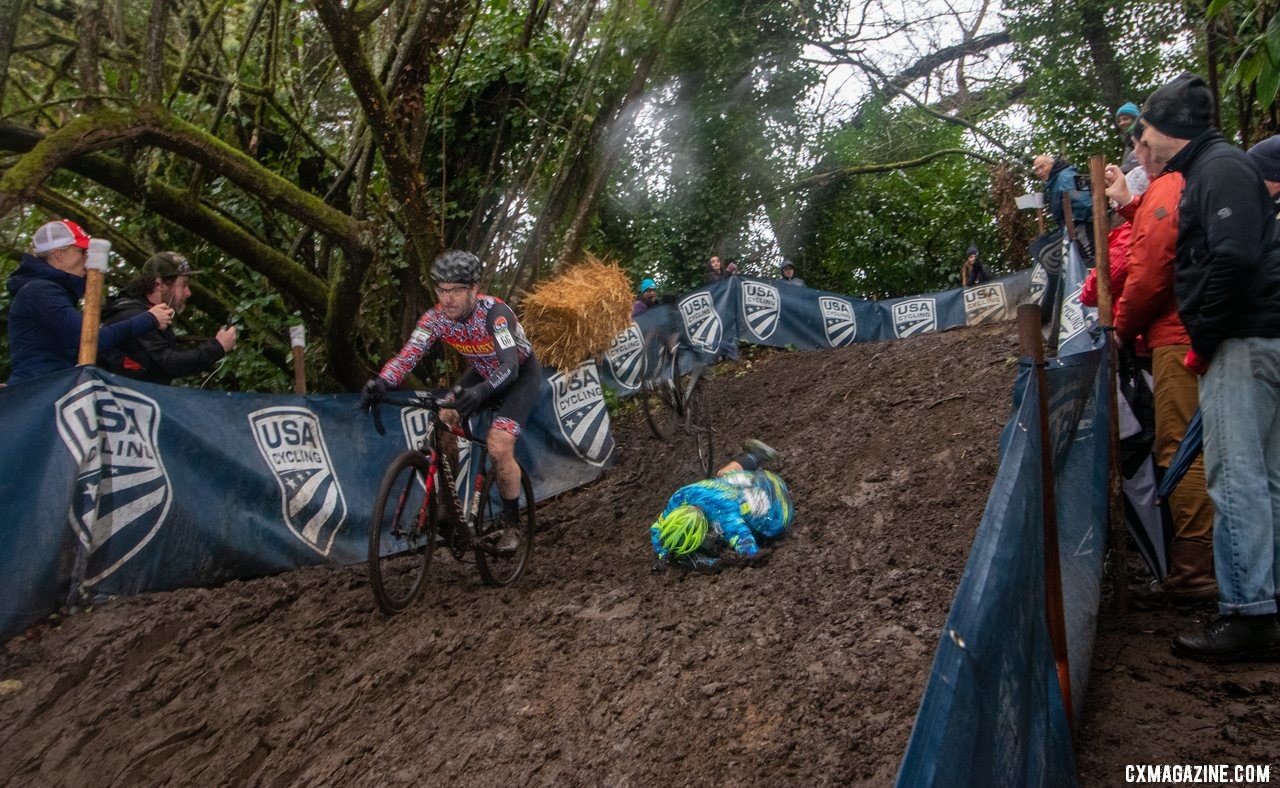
[781,149,1002,193]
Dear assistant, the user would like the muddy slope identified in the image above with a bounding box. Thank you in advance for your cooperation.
[5,322,1258,787]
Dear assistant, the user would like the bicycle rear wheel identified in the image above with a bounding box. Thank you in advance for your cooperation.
[682,371,715,477]
[640,343,682,440]
[474,461,535,587]
[368,450,436,614]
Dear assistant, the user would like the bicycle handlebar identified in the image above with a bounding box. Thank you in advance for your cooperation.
[367,393,478,441]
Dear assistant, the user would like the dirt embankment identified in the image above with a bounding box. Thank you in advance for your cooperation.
[3,321,1267,787]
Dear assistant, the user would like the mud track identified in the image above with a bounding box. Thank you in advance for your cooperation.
[2,322,1272,786]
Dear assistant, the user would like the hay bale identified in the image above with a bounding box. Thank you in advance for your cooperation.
[520,256,634,373]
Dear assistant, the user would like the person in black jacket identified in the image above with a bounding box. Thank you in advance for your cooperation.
[101,252,236,385]
[6,220,172,385]
[1139,73,1280,662]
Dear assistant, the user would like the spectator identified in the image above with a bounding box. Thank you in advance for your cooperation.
[100,252,236,385]
[1246,135,1280,212]
[1137,72,1280,661]
[960,245,990,287]
[1105,120,1218,604]
[6,220,172,385]
[650,440,792,572]
[1033,154,1094,256]
[632,277,658,317]
[705,255,724,283]
[1116,101,1141,173]
[777,259,806,287]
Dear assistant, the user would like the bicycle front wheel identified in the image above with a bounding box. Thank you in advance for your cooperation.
[640,343,682,441]
[368,450,436,614]
[474,461,535,587]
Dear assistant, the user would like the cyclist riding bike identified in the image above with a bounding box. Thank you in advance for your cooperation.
[361,249,543,555]
[651,440,794,571]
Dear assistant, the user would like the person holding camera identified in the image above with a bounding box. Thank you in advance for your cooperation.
[6,220,174,385]
[100,251,236,386]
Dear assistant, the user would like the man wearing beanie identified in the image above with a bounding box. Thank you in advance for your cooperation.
[1142,72,1280,662]
[1246,135,1280,205]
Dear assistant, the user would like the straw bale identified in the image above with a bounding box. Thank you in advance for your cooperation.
[520,256,634,373]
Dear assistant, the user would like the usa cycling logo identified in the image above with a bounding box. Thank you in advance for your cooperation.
[679,292,722,353]
[550,361,615,466]
[56,380,171,586]
[249,406,348,556]
[964,282,1007,325]
[891,297,937,338]
[819,296,857,346]
[741,281,780,340]
[604,322,645,391]
[1057,284,1090,348]
[1029,264,1048,304]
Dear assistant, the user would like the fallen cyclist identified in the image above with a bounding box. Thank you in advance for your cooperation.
[651,440,794,571]
[361,249,542,555]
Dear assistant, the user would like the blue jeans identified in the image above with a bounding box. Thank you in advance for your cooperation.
[1199,337,1280,615]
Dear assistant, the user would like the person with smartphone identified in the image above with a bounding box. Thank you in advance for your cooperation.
[100,251,236,386]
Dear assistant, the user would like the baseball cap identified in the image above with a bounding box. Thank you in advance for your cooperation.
[141,251,202,279]
[32,220,90,253]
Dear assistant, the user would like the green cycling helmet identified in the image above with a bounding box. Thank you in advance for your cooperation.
[653,504,708,556]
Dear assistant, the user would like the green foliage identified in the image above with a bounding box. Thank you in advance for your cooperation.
[794,102,1004,298]
[595,0,826,291]
[1003,0,1196,161]
[1212,0,1280,115]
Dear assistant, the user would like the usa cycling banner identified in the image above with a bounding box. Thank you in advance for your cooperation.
[599,269,1036,392]
[0,364,613,642]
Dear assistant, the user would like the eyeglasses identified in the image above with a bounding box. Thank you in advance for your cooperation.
[435,284,472,297]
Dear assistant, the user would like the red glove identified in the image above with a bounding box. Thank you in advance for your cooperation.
[1183,348,1209,376]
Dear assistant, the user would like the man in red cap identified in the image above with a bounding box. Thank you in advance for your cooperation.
[5,219,173,385]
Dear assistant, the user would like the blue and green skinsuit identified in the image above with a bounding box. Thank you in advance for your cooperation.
[651,470,794,569]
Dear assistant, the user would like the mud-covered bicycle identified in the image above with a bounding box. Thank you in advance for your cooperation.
[366,394,535,615]
[637,336,715,477]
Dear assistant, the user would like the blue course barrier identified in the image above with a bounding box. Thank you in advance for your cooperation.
[0,361,616,642]
[897,235,1106,786]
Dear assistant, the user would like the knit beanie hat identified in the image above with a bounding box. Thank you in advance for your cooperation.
[1247,135,1280,183]
[1141,73,1214,140]
[1114,102,1140,120]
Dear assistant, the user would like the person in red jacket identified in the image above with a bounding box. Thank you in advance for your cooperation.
[1104,121,1217,605]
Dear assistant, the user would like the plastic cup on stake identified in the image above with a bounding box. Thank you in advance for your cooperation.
[78,238,112,365]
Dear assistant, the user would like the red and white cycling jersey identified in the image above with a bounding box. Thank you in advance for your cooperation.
[378,295,532,388]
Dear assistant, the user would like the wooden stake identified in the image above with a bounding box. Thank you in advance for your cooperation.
[289,325,307,395]
[1088,155,1129,613]
[77,239,112,366]
[1018,303,1074,735]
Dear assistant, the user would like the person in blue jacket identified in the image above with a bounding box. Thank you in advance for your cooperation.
[651,440,794,571]
[6,220,173,385]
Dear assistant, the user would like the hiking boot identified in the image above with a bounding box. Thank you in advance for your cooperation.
[1130,577,1218,610]
[492,527,522,556]
[1171,614,1280,663]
